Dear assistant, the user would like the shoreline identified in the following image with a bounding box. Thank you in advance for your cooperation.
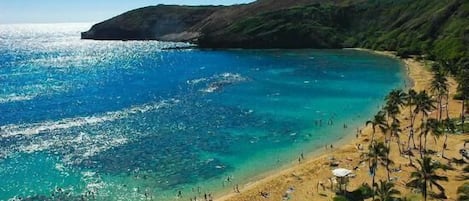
[216,48,466,201]
[213,48,408,200]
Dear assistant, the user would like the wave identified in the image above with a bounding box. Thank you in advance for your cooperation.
[0,84,71,104]
[0,98,179,138]
[187,72,249,93]
[0,98,179,165]
[0,94,36,104]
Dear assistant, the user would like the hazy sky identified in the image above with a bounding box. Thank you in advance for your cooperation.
[0,0,254,24]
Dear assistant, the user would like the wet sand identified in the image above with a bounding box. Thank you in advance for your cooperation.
[216,49,467,201]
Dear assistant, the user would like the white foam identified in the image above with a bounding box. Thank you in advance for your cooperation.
[0,94,36,104]
[186,78,208,85]
[195,72,248,93]
[0,98,179,138]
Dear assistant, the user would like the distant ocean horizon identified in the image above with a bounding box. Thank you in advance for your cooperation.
[0,23,406,200]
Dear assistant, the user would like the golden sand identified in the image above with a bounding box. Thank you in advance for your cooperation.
[216,49,468,201]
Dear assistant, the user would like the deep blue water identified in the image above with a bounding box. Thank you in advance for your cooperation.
[0,23,406,200]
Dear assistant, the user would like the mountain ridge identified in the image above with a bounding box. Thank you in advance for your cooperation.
[81,0,468,63]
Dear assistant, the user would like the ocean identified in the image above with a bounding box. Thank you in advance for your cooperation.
[0,23,405,200]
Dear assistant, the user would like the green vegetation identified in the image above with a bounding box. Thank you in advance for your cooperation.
[216,0,468,64]
[342,61,468,200]
[406,157,448,201]
[457,183,469,201]
[374,180,401,201]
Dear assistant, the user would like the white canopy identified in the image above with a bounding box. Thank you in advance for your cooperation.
[332,168,352,177]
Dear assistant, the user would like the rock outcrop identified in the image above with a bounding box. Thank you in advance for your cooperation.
[81,5,221,42]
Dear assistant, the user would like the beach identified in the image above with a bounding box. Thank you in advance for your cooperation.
[216,49,468,201]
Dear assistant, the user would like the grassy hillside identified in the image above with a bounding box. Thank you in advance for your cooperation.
[81,5,221,40]
[197,0,468,64]
[82,0,468,64]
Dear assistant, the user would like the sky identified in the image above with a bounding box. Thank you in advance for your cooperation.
[0,0,254,24]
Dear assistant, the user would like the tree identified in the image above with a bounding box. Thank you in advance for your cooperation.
[457,182,469,201]
[361,141,392,200]
[456,67,469,133]
[414,91,436,156]
[405,89,418,149]
[386,89,407,109]
[366,111,388,146]
[406,157,448,201]
[441,118,456,158]
[390,120,403,155]
[373,180,401,201]
[419,118,443,155]
[414,91,436,122]
[430,64,448,122]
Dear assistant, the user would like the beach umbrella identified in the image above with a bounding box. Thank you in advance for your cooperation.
[332,168,352,177]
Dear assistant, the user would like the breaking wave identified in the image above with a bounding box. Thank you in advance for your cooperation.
[187,72,249,93]
[0,98,179,138]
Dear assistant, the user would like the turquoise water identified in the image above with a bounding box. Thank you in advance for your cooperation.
[0,23,406,200]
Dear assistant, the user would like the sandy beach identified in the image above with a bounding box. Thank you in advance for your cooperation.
[216,49,468,201]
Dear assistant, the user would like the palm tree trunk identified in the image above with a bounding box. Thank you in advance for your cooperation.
[411,129,417,149]
[462,98,466,133]
[372,172,376,201]
[408,106,413,150]
[407,132,413,150]
[438,95,443,122]
[445,92,450,120]
[396,135,402,155]
[386,140,391,181]
[442,134,448,158]
[423,114,428,154]
[409,111,418,149]
[372,157,377,201]
[408,150,413,166]
[423,179,428,201]
[424,132,428,154]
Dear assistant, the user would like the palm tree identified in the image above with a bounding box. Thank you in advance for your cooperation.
[457,67,469,133]
[419,118,442,155]
[414,91,436,155]
[390,120,403,154]
[386,89,407,109]
[441,118,456,158]
[406,89,418,149]
[383,102,399,140]
[366,111,388,145]
[406,156,449,201]
[361,141,392,200]
[430,64,448,122]
[458,183,469,201]
[384,89,407,142]
[373,180,401,201]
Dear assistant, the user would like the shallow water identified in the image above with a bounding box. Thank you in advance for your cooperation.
[0,23,406,200]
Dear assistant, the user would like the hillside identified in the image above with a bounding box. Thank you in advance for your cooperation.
[81,0,469,63]
[81,5,221,41]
